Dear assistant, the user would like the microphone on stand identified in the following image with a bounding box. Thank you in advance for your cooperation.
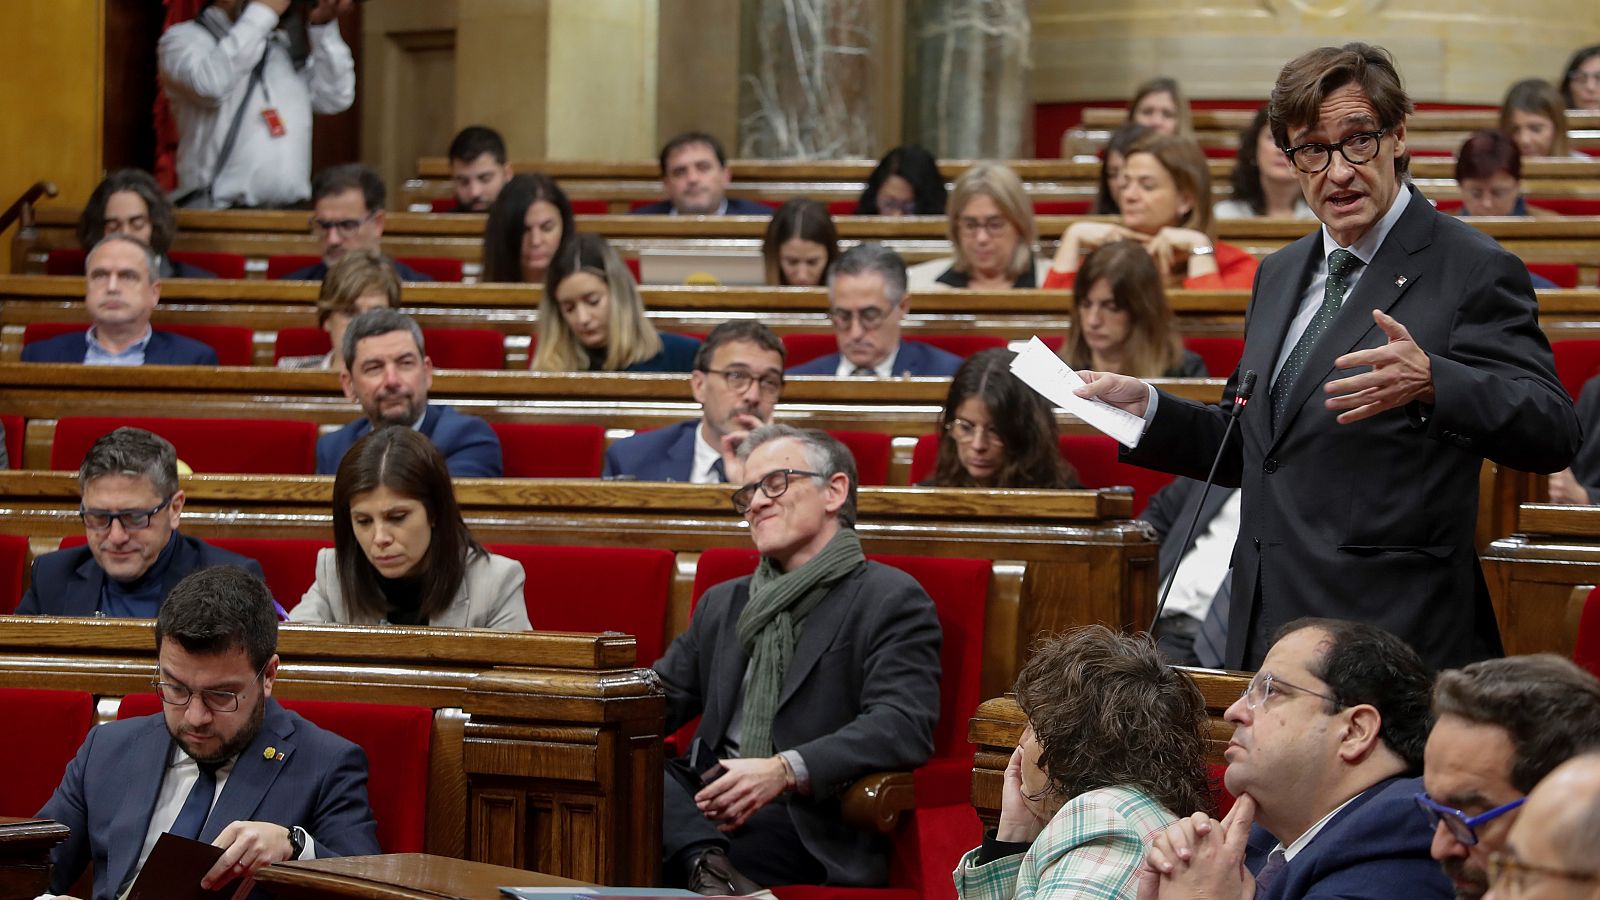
[1150,370,1257,631]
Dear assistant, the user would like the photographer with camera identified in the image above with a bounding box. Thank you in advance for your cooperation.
[160,0,356,210]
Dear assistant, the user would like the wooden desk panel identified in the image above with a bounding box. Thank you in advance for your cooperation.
[257,853,584,900]
[0,817,70,899]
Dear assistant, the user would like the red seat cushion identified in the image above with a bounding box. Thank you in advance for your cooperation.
[1181,337,1245,378]
[1030,199,1092,215]
[51,416,319,475]
[204,538,331,612]
[781,333,839,368]
[828,430,892,486]
[1528,263,1579,289]
[915,335,1010,360]
[422,328,504,370]
[489,423,605,478]
[1059,434,1173,516]
[117,693,431,852]
[1553,340,1600,401]
[1576,586,1600,680]
[169,251,247,279]
[0,534,31,615]
[1533,198,1600,216]
[275,327,331,362]
[485,544,674,665]
[0,413,22,470]
[394,257,463,283]
[266,255,323,280]
[45,248,87,276]
[0,688,95,817]
[23,322,253,366]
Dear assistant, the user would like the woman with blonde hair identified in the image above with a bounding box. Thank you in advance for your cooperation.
[1046,134,1257,291]
[1501,78,1582,159]
[1063,242,1204,378]
[531,233,699,373]
[1127,77,1193,139]
[907,162,1047,290]
[278,251,400,369]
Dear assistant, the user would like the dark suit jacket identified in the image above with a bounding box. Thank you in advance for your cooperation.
[315,403,503,477]
[629,197,773,216]
[15,533,266,616]
[21,329,219,366]
[39,699,380,900]
[786,339,964,377]
[603,418,705,482]
[282,257,432,282]
[653,559,942,886]
[1125,189,1579,670]
[1245,776,1451,900]
[1570,374,1600,501]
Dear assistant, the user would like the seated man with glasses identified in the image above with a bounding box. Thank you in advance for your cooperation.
[37,565,380,900]
[16,427,269,618]
[1141,618,1451,899]
[280,164,431,282]
[787,243,963,378]
[1484,752,1600,898]
[604,321,786,483]
[652,425,942,894]
[1418,655,1600,899]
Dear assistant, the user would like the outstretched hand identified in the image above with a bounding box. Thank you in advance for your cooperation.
[1324,309,1434,424]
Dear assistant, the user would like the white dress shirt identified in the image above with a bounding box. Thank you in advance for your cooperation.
[690,421,727,484]
[159,4,355,208]
[831,346,900,378]
[1158,489,1241,620]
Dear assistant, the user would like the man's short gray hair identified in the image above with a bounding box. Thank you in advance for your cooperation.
[737,424,859,528]
[341,308,426,370]
[79,427,179,498]
[828,243,907,305]
[88,234,160,283]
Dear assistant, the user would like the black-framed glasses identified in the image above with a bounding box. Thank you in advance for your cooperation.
[80,494,175,533]
[703,367,783,397]
[957,216,1012,237]
[1488,851,1600,892]
[1569,70,1600,86]
[731,468,823,515]
[152,661,270,713]
[1241,670,1345,710]
[946,418,1004,446]
[309,210,377,237]
[1283,128,1389,174]
[1414,793,1525,846]
[826,303,897,331]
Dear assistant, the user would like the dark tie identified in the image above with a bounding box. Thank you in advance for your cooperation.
[710,457,726,483]
[168,760,221,840]
[1193,573,1231,669]
[1271,248,1361,427]
[851,365,875,377]
[1253,847,1288,897]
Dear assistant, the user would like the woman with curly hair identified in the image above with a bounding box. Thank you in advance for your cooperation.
[924,348,1077,489]
[953,626,1214,899]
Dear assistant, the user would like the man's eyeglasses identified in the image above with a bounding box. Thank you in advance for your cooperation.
[80,494,175,533]
[1414,793,1526,846]
[152,661,270,713]
[703,368,783,397]
[1240,671,1345,710]
[946,418,1004,446]
[731,468,823,516]
[957,216,1011,237]
[826,303,897,331]
[1282,128,1389,175]
[1488,851,1599,892]
[309,211,377,237]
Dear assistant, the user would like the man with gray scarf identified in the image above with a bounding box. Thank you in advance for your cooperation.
[653,425,942,894]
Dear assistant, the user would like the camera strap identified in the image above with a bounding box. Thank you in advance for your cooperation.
[175,12,273,208]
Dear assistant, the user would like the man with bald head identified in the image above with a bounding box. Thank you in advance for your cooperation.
[1484,754,1600,899]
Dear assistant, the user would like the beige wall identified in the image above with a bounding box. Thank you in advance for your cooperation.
[547,1,658,160]
[0,0,104,273]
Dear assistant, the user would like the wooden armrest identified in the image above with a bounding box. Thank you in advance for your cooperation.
[839,770,916,833]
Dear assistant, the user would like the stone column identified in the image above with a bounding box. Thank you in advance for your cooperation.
[905,0,1031,160]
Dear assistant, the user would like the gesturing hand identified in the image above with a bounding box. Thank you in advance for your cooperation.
[1324,309,1435,424]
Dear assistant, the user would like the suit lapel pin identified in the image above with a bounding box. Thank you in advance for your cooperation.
[1395,275,1408,287]
[263,746,276,760]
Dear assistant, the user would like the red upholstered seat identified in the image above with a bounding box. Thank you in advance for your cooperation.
[204,538,331,612]
[22,322,254,366]
[1535,198,1600,217]
[915,335,1010,360]
[0,534,31,615]
[118,693,432,852]
[45,248,87,276]
[1030,199,1092,215]
[169,251,247,279]
[1182,337,1245,378]
[423,328,505,370]
[51,416,319,475]
[490,423,605,478]
[1528,263,1580,289]
[1553,340,1600,401]
[266,255,323,280]
[1,413,23,470]
[428,198,456,213]
[828,430,893,486]
[1059,434,1173,516]
[485,544,674,665]
[275,327,330,362]
[780,333,839,368]
[0,688,95,817]
[827,200,858,216]
[395,257,464,283]
[569,199,609,215]
[1575,586,1600,680]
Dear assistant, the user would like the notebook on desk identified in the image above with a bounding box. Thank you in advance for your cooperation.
[637,250,766,286]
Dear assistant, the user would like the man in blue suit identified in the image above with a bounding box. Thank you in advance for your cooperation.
[604,321,785,483]
[787,244,962,378]
[16,427,267,618]
[316,309,502,476]
[630,132,772,216]
[21,235,217,366]
[38,565,379,900]
[1140,619,1450,899]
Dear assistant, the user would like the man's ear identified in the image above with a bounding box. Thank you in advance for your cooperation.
[261,653,281,696]
[339,368,356,402]
[1391,121,1407,162]
[1336,703,1385,764]
[372,209,387,237]
[168,489,186,523]
[690,369,708,405]
[823,472,850,514]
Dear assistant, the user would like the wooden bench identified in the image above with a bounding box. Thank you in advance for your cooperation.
[1484,503,1600,659]
[0,618,662,884]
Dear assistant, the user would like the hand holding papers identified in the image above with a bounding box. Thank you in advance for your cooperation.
[1009,337,1147,448]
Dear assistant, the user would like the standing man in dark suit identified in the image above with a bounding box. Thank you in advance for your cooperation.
[787,244,963,378]
[1077,43,1579,670]
[16,427,267,618]
[653,425,942,894]
[1140,619,1450,899]
[38,566,380,900]
[21,235,218,366]
[603,321,785,483]
[315,309,502,477]
[630,132,773,216]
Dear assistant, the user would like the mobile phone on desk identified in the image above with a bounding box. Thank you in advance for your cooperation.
[689,737,727,786]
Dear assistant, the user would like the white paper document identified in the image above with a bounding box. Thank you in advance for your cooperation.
[1009,337,1146,448]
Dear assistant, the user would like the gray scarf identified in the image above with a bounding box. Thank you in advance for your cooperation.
[735,527,865,759]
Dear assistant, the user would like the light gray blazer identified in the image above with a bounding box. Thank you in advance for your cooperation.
[290,547,530,630]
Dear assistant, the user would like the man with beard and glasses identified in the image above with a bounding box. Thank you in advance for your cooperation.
[314,309,502,476]
[604,321,785,483]
[36,566,379,900]
[1420,655,1600,899]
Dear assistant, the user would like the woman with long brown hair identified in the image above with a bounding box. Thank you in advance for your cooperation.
[925,348,1078,489]
[1062,241,1205,378]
